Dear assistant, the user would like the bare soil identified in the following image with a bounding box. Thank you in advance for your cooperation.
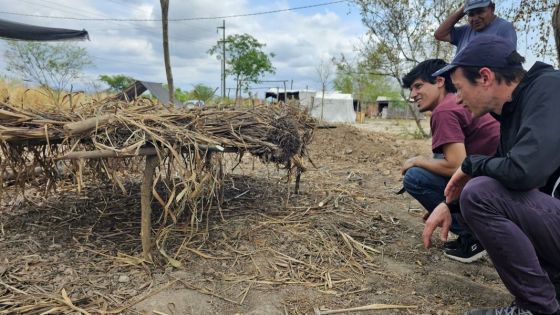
[0,120,511,315]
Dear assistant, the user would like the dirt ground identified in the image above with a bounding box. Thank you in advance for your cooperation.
[0,119,512,315]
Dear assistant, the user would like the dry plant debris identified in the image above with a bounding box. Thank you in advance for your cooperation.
[1,165,404,314]
[0,99,315,226]
[1,124,507,314]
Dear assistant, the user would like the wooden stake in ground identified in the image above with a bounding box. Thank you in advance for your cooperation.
[141,155,159,261]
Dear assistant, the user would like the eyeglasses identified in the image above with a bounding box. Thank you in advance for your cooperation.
[467,7,487,17]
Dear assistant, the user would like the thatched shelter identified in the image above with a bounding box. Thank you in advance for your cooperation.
[0,99,316,259]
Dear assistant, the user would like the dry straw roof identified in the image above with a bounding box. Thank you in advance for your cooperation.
[0,98,316,241]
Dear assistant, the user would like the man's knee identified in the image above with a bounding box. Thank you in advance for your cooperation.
[460,176,502,223]
[403,167,432,191]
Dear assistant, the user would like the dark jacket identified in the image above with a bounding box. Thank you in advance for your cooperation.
[461,62,560,194]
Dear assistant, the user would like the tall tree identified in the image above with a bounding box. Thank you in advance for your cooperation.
[98,74,136,92]
[315,59,333,122]
[5,41,91,107]
[503,1,558,64]
[333,62,400,106]
[160,0,174,105]
[351,0,462,136]
[209,33,275,102]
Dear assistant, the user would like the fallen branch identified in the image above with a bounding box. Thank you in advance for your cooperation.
[313,303,417,315]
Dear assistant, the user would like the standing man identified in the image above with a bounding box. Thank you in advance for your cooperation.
[435,0,516,52]
[425,35,560,315]
[401,59,499,263]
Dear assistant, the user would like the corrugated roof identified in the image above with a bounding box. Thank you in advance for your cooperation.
[112,81,182,105]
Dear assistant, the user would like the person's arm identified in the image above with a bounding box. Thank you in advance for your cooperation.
[434,5,465,42]
[402,142,466,177]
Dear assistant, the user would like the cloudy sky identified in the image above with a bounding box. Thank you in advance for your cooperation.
[0,0,555,97]
[0,0,366,96]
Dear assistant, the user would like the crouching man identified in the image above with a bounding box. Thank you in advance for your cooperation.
[425,35,560,315]
[401,59,499,263]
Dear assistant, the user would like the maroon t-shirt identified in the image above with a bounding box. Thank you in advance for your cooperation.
[431,93,500,155]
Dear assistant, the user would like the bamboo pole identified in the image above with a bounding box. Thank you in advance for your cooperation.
[56,148,158,160]
[56,145,234,161]
[141,155,159,261]
[63,114,114,135]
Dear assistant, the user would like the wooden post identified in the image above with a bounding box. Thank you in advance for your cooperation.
[141,155,158,261]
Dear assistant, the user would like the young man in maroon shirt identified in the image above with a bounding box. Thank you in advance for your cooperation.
[401,59,499,263]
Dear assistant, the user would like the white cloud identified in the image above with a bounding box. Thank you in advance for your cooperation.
[0,0,365,93]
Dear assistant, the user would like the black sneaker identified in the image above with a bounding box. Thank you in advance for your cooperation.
[465,304,535,315]
[444,237,461,250]
[444,238,486,263]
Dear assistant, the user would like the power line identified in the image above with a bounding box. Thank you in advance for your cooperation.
[0,0,349,22]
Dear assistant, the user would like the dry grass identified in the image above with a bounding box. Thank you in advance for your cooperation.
[0,79,111,111]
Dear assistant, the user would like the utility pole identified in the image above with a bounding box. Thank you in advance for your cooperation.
[217,20,226,99]
[160,0,174,105]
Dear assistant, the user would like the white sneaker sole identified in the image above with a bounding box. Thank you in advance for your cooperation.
[444,250,487,263]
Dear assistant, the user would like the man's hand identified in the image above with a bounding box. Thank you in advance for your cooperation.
[444,167,471,203]
[422,203,452,249]
[401,156,425,175]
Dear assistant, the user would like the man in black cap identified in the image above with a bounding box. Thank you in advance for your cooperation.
[435,0,516,53]
[424,34,560,315]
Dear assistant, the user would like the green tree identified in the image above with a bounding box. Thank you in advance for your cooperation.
[5,41,92,107]
[98,74,136,92]
[208,33,275,102]
[351,0,461,136]
[502,1,558,64]
[333,65,400,105]
[173,87,189,103]
[333,71,353,94]
[162,84,189,103]
[190,84,216,103]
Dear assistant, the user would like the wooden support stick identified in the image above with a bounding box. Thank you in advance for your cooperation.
[56,145,236,161]
[57,147,158,160]
[63,114,114,135]
[141,155,158,261]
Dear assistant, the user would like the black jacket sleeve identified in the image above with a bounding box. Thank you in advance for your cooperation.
[462,74,560,190]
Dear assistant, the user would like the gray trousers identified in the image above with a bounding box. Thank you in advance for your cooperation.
[460,176,560,314]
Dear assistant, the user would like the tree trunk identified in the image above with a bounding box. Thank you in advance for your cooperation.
[160,0,174,105]
[235,76,241,105]
[400,89,428,138]
[320,84,325,123]
[553,3,560,65]
[407,102,428,136]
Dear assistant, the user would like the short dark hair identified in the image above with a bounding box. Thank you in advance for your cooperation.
[455,51,527,85]
[402,59,456,93]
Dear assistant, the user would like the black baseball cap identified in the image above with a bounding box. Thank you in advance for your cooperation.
[432,34,520,77]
